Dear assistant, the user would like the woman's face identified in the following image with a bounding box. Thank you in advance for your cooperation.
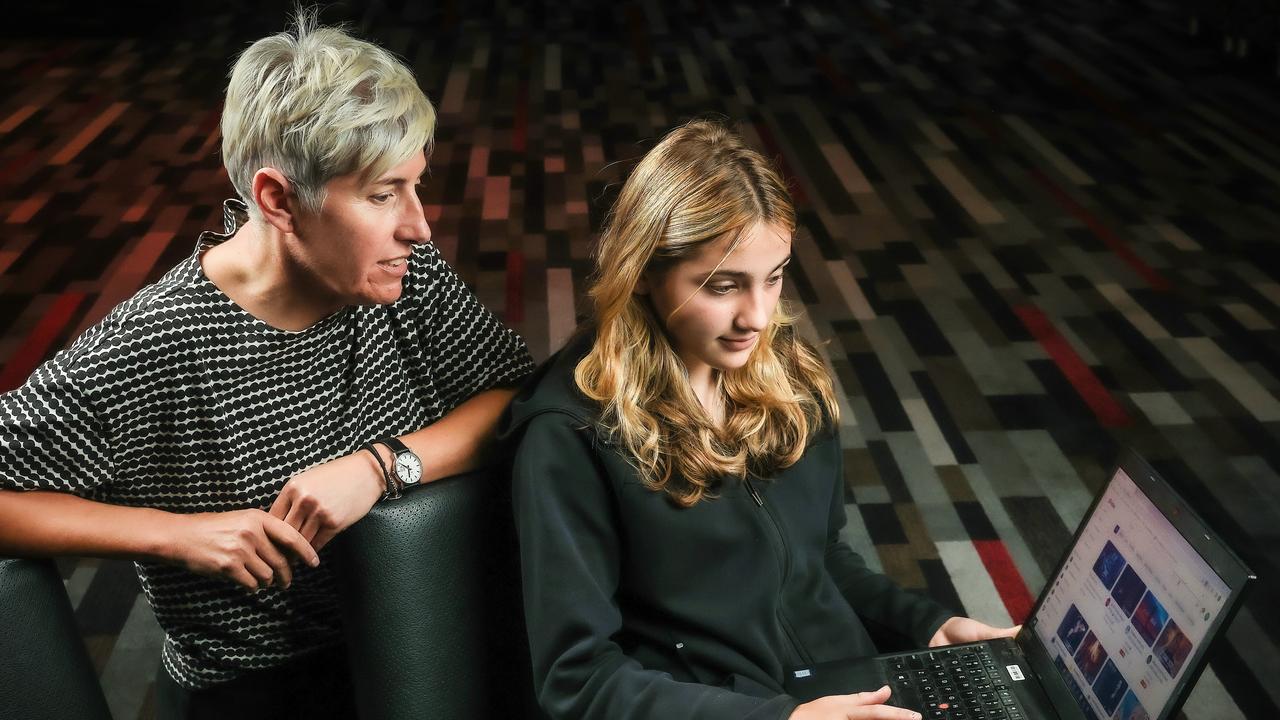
[642,220,792,382]
[289,150,431,311]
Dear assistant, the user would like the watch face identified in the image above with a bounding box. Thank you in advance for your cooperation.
[394,452,422,485]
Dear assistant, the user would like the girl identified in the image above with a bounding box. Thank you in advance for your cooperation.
[504,120,1015,720]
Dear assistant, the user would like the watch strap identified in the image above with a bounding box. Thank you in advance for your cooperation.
[360,441,400,501]
[381,436,411,456]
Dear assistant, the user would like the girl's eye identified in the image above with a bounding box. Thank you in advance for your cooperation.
[766,274,783,286]
[371,193,393,204]
[707,284,735,295]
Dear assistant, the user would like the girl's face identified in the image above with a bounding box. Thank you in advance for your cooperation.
[641,220,792,383]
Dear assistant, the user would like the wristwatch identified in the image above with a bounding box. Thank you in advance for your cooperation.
[377,436,422,500]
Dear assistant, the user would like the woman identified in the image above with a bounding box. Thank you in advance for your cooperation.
[504,120,1015,720]
[0,16,532,717]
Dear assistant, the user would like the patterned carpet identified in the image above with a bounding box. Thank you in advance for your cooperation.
[1,1,1277,718]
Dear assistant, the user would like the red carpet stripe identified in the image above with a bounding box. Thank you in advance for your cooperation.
[0,234,35,276]
[122,186,162,223]
[6,192,51,224]
[960,100,1006,143]
[51,101,129,166]
[0,291,87,393]
[754,121,809,208]
[1014,304,1132,428]
[0,148,40,187]
[816,53,855,96]
[512,83,528,154]
[19,43,74,81]
[72,230,176,337]
[1038,58,1155,138]
[625,4,651,67]
[0,105,38,134]
[1028,168,1171,292]
[972,539,1035,624]
[192,106,224,161]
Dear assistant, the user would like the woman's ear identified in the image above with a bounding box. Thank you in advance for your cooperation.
[252,168,297,234]
[633,272,651,295]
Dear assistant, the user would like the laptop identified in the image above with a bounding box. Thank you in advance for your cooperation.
[784,449,1255,720]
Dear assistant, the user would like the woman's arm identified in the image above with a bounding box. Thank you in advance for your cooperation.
[268,387,518,550]
[395,387,518,481]
[0,355,316,590]
[0,489,317,590]
[0,388,512,582]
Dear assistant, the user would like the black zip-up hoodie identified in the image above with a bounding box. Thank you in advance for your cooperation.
[501,332,953,720]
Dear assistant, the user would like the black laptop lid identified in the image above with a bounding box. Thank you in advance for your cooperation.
[1019,450,1254,720]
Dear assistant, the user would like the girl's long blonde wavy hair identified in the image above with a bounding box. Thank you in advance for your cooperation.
[575,119,839,507]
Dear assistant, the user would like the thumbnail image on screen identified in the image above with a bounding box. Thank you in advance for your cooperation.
[1132,591,1171,647]
[1111,565,1147,617]
[1153,620,1193,677]
[1074,631,1108,684]
[1093,660,1129,715]
[1093,540,1126,590]
[1056,604,1089,655]
[1115,690,1151,720]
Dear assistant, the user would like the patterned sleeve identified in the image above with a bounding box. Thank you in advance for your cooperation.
[0,352,117,495]
[410,242,534,411]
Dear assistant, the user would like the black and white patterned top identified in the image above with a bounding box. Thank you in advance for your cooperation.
[0,200,534,689]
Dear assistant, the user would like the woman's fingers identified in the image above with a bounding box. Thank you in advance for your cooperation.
[242,554,275,589]
[253,529,294,588]
[262,514,320,566]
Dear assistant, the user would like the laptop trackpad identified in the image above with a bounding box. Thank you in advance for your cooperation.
[783,657,894,704]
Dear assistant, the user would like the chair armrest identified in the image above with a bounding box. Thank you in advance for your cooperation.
[333,470,542,720]
[0,557,112,720]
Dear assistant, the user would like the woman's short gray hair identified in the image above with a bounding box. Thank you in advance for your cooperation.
[220,11,436,217]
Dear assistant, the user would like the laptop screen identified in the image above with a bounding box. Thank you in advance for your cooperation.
[1030,466,1232,720]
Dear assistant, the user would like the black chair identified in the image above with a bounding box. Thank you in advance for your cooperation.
[1,469,542,719]
[333,469,544,720]
[0,557,113,720]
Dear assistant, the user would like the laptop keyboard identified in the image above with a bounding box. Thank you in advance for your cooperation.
[889,646,1024,720]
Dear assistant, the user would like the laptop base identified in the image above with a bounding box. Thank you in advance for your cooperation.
[785,638,1062,720]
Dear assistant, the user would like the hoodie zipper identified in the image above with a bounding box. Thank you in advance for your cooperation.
[743,477,815,668]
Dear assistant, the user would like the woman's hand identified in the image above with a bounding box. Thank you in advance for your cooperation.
[928,616,1021,647]
[269,450,386,551]
[167,509,319,591]
[790,686,922,720]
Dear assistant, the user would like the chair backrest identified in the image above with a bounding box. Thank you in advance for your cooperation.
[333,469,544,720]
[0,557,113,720]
